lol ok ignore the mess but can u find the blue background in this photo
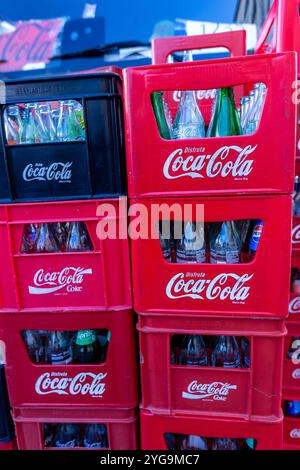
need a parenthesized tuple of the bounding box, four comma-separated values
(0, 0, 238, 42)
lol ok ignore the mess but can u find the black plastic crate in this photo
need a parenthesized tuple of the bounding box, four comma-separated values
(0, 365, 15, 443)
(0, 73, 126, 202)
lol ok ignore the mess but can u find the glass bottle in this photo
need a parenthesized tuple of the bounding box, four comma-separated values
(176, 222, 206, 264)
(210, 221, 241, 264)
(209, 87, 242, 137)
(211, 336, 241, 368)
(34, 223, 59, 253)
(178, 335, 208, 366)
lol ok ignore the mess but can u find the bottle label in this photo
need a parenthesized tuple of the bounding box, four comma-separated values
(249, 222, 264, 252)
(55, 439, 78, 448)
(176, 249, 206, 264)
(173, 124, 204, 139)
(50, 349, 72, 365)
(225, 250, 240, 264)
(75, 330, 96, 346)
(210, 250, 226, 264)
(83, 440, 105, 448)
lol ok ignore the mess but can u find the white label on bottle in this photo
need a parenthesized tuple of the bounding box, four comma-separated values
(176, 249, 206, 264)
(226, 250, 240, 264)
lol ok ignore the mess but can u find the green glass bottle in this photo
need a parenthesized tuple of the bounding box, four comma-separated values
(151, 91, 172, 140)
(208, 87, 242, 137)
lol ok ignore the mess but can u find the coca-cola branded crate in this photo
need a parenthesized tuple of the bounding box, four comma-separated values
(138, 314, 285, 420)
(283, 320, 300, 398)
(0, 365, 15, 447)
(1, 310, 138, 408)
(124, 52, 296, 198)
(130, 195, 291, 319)
(0, 73, 126, 203)
(152, 31, 246, 125)
(140, 410, 283, 450)
(283, 398, 300, 450)
(288, 292, 300, 322)
(0, 198, 131, 311)
(13, 406, 138, 450)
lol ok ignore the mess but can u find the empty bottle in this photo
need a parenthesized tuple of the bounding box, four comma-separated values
(22, 330, 44, 364)
(55, 424, 81, 448)
(34, 223, 59, 253)
(73, 330, 101, 364)
(211, 336, 241, 368)
(52, 222, 68, 252)
(178, 335, 208, 367)
(4, 105, 22, 144)
(83, 424, 108, 448)
(21, 103, 42, 144)
(21, 223, 39, 254)
(180, 435, 208, 451)
(158, 221, 172, 262)
(38, 104, 57, 142)
(176, 222, 206, 264)
(241, 337, 250, 368)
(210, 221, 241, 264)
(66, 222, 93, 252)
(209, 87, 242, 137)
(57, 100, 85, 142)
(45, 331, 73, 365)
(212, 438, 239, 450)
(151, 91, 172, 139)
(173, 51, 205, 139)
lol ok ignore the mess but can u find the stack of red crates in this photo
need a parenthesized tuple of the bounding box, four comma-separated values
(256, 0, 300, 450)
(124, 30, 296, 450)
(0, 72, 139, 450)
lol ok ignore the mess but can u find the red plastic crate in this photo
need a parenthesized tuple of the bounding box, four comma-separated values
(283, 320, 300, 399)
(13, 406, 138, 450)
(140, 410, 283, 450)
(289, 293, 300, 321)
(138, 314, 285, 420)
(124, 52, 296, 198)
(292, 217, 300, 267)
(152, 31, 246, 125)
(0, 198, 131, 311)
(130, 195, 292, 319)
(0, 310, 138, 409)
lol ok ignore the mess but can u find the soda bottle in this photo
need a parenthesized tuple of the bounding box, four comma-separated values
(287, 337, 300, 362)
(180, 435, 208, 451)
(212, 438, 239, 450)
(178, 335, 208, 366)
(4, 105, 22, 144)
(83, 424, 108, 448)
(210, 221, 241, 264)
(151, 92, 172, 140)
(38, 103, 57, 143)
(65, 222, 93, 252)
(21, 103, 44, 144)
(54, 424, 81, 448)
(52, 223, 68, 252)
(211, 336, 241, 368)
(73, 330, 101, 364)
(45, 331, 73, 365)
(241, 337, 250, 368)
(247, 220, 264, 261)
(22, 330, 44, 364)
(176, 222, 206, 264)
(57, 100, 85, 142)
(34, 223, 59, 253)
(285, 401, 300, 417)
(172, 51, 205, 139)
(21, 223, 39, 254)
(43, 424, 55, 447)
(209, 87, 242, 137)
(158, 221, 172, 262)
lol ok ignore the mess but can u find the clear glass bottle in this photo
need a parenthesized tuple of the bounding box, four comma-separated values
(210, 221, 241, 264)
(178, 335, 208, 366)
(45, 331, 73, 365)
(211, 336, 241, 368)
(65, 222, 93, 252)
(57, 100, 85, 142)
(176, 222, 206, 264)
(34, 223, 59, 253)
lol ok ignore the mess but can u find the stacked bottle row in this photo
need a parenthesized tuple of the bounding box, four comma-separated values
(165, 434, 256, 451)
(43, 423, 108, 449)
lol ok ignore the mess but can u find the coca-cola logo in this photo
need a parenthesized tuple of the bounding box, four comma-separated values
(163, 145, 257, 180)
(166, 272, 253, 303)
(290, 429, 300, 439)
(292, 225, 300, 244)
(289, 297, 300, 315)
(22, 162, 73, 183)
(292, 369, 300, 379)
(172, 89, 216, 102)
(35, 371, 107, 397)
(29, 267, 92, 295)
(182, 380, 237, 402)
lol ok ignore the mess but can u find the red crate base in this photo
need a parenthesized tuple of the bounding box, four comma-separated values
(283, 320, 300, 398)
(13, 406, 139, 450)
(138, 314, 285, 420)
(1, 310, 139, 409)
(140, 410, 283, 450)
